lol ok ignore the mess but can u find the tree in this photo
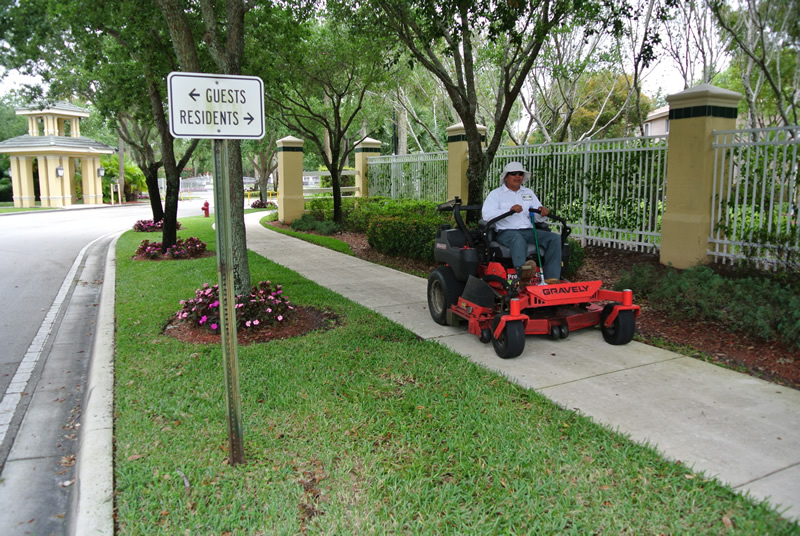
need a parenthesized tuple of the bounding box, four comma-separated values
(117, 112, 167, 220)
(155, 0, 252, 294)
(243, 132, 280, 202)
(710, 0, 799, 127)
(254, 12, 396, 224)
(0, 0, 200, 244)
(339, 0, 642, 206)
(0, 95, 28, 180)
(660, 0, 731, 89)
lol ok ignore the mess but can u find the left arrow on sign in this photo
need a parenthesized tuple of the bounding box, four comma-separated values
(189, 89, 200, 101)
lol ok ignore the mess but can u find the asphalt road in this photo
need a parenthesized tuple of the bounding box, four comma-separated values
(0, 202, 196, 535)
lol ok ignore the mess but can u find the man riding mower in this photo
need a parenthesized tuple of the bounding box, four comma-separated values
(427, 195, 640, 359)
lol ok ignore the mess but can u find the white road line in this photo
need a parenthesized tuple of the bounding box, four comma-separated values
(0, 232, 112, 447)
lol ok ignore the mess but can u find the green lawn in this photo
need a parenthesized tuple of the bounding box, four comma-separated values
(113, 216, 797, 534)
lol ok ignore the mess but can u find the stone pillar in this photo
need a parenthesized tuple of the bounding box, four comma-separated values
(660, 84, 742, 269)
(9, 156, 36, 208)
(276, 136, 304, 224)
(81, 156, 102, 204)
(60, 156, 74, 206)
(44, 116, 57, 136)
(446, 122, 486, 203)
(354, 137, 381, 198)
(45, 155, 64, 207)
(69, 158, 78, 203)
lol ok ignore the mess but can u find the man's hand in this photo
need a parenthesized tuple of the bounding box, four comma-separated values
(511, 204, 522, 213)
(539, 206, 550, 217)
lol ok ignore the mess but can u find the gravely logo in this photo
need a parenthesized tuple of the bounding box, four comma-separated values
(541, 284, 590, 296)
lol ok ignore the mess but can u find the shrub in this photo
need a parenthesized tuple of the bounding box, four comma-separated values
(250, 199, 275, 209)
(367, 213, 446, 262)
(175, 281, 294, 332)
(165, 236, 207, 259)
(562, 237, 585, 277)
(307, 197, 446, 233)
(135, 237, 208, 260)
(133, 219, 182, 232)
(289, 213, 339, 235)
(135, 239, 163, 259)
(616, 264, 800, 349)
(290, 213, 319, 232)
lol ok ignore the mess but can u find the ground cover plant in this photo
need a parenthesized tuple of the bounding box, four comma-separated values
(133, 218, 182, 232)
(176, 280, 293, 332)
(616, 264, 800, 350)
(113, 216, 797, 534)
(135, 236, 208, 260)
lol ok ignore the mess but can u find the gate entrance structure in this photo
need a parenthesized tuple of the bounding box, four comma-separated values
(0, 102, 115, 208)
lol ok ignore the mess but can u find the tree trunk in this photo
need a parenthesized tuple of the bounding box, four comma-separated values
(227, 140, 250, 294)
(143, 163, 164, 222)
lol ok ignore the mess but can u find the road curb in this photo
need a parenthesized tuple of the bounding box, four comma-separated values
(71, 233, 121, 536)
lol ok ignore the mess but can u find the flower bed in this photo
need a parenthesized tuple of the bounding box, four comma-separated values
(133, 219, 182, 232)
(135, 237, 208, 259)
(175, 280, 294, 332)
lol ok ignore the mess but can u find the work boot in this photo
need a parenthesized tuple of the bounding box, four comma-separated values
(545, 278, 560, 285)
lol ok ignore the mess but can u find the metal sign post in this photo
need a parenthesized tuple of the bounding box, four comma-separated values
(167, 71, 265, 466)
(211, 139, 244, 465)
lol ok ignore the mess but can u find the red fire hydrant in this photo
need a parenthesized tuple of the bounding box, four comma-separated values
(202, 201, 210, 217)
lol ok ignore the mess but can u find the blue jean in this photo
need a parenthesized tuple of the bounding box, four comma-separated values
(496, 228, 562, 279)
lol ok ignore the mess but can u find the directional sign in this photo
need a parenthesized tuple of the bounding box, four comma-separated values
(167, 72, 265, 140)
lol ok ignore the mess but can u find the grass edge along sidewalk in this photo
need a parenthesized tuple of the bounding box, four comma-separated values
(113, 216, 796, 534)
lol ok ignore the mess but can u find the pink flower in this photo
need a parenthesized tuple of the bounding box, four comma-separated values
(211, 323, 218, 330)
(277, 315, 283, 321)
(245, 320, 251, 327)
(199, 315, 207, 325)
(253, 319, 260, 326)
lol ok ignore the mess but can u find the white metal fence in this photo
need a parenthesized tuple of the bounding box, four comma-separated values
(368, 136, 668, 252)
(489, 137, 668, 251)
(368, 151, 448, 201)
(709, 126, 800, 269)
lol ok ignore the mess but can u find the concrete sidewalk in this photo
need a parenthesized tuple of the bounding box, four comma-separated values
(245, 211, 800, 523)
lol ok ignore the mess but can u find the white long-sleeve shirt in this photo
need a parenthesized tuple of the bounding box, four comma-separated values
(482, 184, 543, 230)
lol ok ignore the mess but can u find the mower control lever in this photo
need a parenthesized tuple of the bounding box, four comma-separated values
(530, 207, 567, 226)
(486, 210, 517, 228)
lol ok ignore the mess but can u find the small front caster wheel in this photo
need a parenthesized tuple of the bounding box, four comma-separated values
(559, 324, 569, 339)
(550, 325, 560, 340)
(480, 328, 492, 343)
(492, 317, 525, 359)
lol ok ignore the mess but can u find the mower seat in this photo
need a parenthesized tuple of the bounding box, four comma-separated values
(479, 220, 541, 266)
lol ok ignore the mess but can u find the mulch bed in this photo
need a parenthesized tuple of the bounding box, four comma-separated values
(162, 306, 342, 345)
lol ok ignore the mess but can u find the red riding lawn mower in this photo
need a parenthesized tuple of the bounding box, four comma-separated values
(427, 197, 640, 359)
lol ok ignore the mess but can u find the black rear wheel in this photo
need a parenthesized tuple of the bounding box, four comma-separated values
(492, 316, 526, 359)
(600, 303, 635, 345)
(427, 266, 464, 326)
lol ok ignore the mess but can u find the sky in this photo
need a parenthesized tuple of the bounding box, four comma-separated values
(0, 68, 44, 98)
